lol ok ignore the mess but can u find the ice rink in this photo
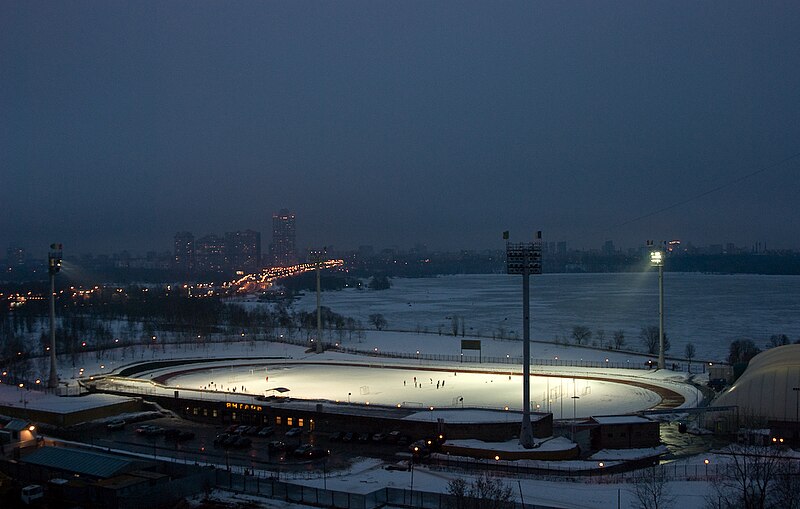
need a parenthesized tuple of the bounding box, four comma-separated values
(161, 362, 662, 418)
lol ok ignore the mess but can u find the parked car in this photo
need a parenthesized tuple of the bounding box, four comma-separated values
(293, 444, 314, 457)
(224, 424, 239, 434)
(164, 428, 181, 440)
(329, 431, 343, 442)
(386, 431, 401, 443)
(268, 440, 287, 452)
(222, 435, 240, 447)
(285, 427, 303, 438)
(342, 432, 354, 443)
(106, 420, 125, 431)
(21, 484, 44, 505)
(176, 431, 195, 441)
(233, 436, 252, 448)
(372, 433, 386, 443)
(305, 446, 330, 459)
(384, 461, 410, 471)
(357, 432, 370, 443)
(213, 433, 230, 446)
(258, 426, 275, 437)
(135, 425, 165, 436)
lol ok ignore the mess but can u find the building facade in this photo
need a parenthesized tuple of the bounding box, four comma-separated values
(271, 209, 297, 266)
(225, 230, 262, 273)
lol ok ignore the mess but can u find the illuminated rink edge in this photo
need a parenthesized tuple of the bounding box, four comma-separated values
(132, 362, 678, 418)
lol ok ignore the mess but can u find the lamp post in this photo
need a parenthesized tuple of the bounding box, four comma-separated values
(793, 387, 799, 425)
(310, 248, 326, 353)
(48, 243, 63, 389)
(505, 230, 542, 449)
(648, 241, 666, 370)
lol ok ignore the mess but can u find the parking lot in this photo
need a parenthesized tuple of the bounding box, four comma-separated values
(89, 415, 412, 473)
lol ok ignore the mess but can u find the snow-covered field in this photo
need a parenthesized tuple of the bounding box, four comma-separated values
(275, 273, 800, 361)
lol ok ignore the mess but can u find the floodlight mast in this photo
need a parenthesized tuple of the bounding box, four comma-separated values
(505, 231, 542, 449)
(48, 243, 63, 389)
(648, 240, 666, 370)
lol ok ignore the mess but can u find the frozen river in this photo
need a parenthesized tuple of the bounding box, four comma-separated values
(165, 362, 662, 419)
(281, 273, 800, 361)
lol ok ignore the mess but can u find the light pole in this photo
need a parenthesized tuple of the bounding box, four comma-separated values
(310, 248, 326, 354)
(648, 241, 666, 370)
(793, 387, 799, 425)
(48, 243, 63, 389)
(505, 230, 542, 449)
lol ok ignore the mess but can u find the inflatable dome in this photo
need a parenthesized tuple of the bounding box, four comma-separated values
(714, 344, 800, 422)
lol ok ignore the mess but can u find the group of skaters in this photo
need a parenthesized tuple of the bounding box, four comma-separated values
(199, 381, 249, 393)
(404, 376, 448, 389)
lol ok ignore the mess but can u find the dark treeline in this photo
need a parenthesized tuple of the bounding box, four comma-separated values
(0, 285, 364, 380)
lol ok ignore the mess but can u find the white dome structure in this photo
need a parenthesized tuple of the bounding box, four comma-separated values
(714, 344, 800, 422)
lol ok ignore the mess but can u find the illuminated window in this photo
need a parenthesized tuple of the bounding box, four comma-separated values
(298, 418, 304, 427)
(213, 410, 218, 417)
(275, 416, 281, 425)
(287, 417, 293, 426)
(203, 408, 208, 416)
(232, 413, 237, 421)
(192, 408, 198, 415)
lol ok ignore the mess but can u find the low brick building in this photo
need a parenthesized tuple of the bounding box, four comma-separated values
(590, 415, 660, 449)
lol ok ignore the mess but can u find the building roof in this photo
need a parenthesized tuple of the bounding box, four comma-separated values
(21, 447, 146, 479)
(714, 344, 800, 422)
(591, 415, 653, 425)
(3, 419, 31, 432)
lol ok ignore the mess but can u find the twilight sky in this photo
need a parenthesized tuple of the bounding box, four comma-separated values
(2, 1, 799, 257)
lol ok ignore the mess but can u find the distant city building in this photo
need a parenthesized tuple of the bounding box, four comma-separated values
(6, 246, 25, 266)
(271, 209, 297, 266)
(195, 234, 226, 273)
(225, 230, 262, 272)
(602, 240, 615, 256)
(556, 241, 567, 257)
(173, 232, 195, 273)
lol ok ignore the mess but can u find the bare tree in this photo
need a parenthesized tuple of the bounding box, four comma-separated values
(571, 325, 592, 346)
(640, 326, 670, 355)
(613, 329, 626, 350)
(595, 329, 606, 348)
(766, 334, 789, 349)
(447, 473, 514, 509)
(633, 464, 675, 509)
(708, 444, 790, 509)
(368, 313, 387, 331)
(451, 316, 459, 336)
(684, 343, 696, 372)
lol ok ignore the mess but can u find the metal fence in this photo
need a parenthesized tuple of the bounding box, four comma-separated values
(214, 469, 563, 509)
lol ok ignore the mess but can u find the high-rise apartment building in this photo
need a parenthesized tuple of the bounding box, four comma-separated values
(226, 230, 262, 272)
(271, 209, 297, 266)
(195, 234, 226, 273)
(173, 232, 194, 273)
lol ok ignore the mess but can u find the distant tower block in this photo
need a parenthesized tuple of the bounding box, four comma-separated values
(272, 209, 297, 266)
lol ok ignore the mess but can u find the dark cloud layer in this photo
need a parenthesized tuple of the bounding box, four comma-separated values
(2, 1, 799, 256)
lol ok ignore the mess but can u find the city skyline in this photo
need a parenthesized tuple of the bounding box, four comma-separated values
(3, 2, 800, 257)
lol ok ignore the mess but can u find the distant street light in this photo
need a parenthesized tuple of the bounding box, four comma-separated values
(648, 240, 666, 370)
(48, 243, 63, 389)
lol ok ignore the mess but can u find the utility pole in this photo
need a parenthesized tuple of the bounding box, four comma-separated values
(47, 243, 63, 390)
(505, 231, 542, 448)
